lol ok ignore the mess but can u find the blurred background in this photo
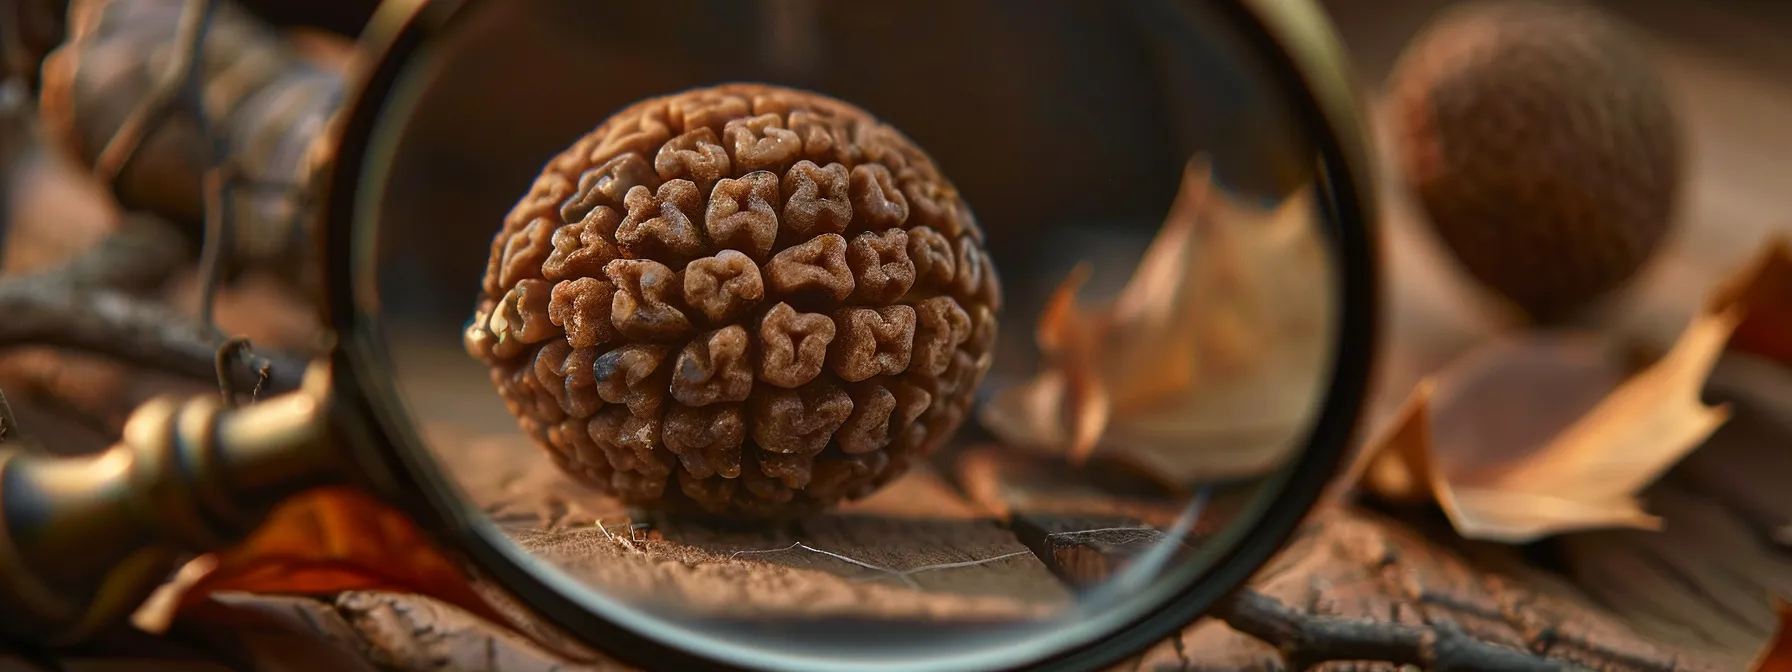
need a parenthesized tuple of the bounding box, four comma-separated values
(6, 0, 1787, 448)
(0, 0, 1788, 669)
(361, 0, 1314, 383)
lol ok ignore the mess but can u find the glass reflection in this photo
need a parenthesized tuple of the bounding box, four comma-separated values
(365, 0, 1337, 660)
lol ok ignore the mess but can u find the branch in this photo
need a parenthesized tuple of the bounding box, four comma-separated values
(0, 214, 307, 394)
(0, 282, 306, 394)
(32, 213, 188, 291)
(26, 0, 333, 397)
(1212, 588, 1573, 672)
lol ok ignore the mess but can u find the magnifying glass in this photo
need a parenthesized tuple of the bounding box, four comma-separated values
(0, 0, 1377, 669)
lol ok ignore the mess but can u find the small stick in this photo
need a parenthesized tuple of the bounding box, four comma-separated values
(0, 281, 306, 394)
(196, 164, 231, 331)
(1211, 588, 1577, 672)
(0, 206, 305, 393)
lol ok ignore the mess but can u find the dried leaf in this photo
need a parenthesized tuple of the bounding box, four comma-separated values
(1359, 239, 1792, 542)
(1753, 599, 1792, 672)
(164, 485, 605, 662)
(172, 487, 511, 629)
(979, 156, 1333, 483)
(1544, 345, 1792, 669)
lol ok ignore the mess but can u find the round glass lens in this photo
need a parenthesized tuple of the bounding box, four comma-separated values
(346, 0, 1356, 668)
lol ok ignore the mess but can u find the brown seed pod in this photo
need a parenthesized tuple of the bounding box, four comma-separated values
(465, 84, 1000, 517)
(1385, 0, 1683, 320)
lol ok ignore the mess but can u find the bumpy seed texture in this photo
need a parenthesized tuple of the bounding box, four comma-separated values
(465, 84, 1001, 517)
(1385, 0, 1683, 321)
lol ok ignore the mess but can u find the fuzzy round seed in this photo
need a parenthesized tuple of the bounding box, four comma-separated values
(1386, 0, 1683, 320)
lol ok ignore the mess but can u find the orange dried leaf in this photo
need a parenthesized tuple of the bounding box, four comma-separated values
(1359, 239, 1792, 543)
(1752, 598, 1792, 672)
(1033, 262, 1109, 465)
(980, 156, 1332, 483)
(174, 486, 509, 627)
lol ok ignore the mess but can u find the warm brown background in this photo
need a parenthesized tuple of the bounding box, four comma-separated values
(0, 0, 1788, 670)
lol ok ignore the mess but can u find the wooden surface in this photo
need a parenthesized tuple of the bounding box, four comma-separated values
(431, 422, 1077, 625)
(1, 0, 1789, 670)
(377, 0, 1792, 667)
(35, 348, 1766, 672)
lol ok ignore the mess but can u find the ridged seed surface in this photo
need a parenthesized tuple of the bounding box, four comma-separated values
(464, 84, 1001, 517)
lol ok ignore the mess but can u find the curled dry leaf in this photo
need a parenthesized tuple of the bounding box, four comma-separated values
(1547, 350, 1792, 668)
(979, 156, 1333, 484)
(166, 487, 515, 637)
(1753, 598, 1792, 672)
(1358, 238, 1792, 543)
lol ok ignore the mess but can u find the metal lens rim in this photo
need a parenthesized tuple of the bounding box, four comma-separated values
(316, 0, 1380, 669)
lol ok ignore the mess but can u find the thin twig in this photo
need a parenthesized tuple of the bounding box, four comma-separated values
(186, 5, 231, 336)
(0, 387, 18, 443)
(1047, 525, 1158, 539)
(196, 165, 231, 330)
(91, 0, 218, 186)
(0, 216, 305, 393)
(93, 0, 284, 402)
(0, 76, 26, 263)
(1211, 588, 1577, 671)
(172, 0, 286, 402)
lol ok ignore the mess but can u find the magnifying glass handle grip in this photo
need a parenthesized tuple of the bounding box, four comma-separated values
(0, 360, 344, 645)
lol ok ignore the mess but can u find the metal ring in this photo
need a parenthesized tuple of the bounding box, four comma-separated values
(316, 0, 1380, 669)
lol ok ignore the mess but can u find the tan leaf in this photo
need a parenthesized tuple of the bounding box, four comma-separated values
(1548, 344, 1792, 668)
(1753, 598, 1792, 672)
(1360, 239, 1792, 542)
(979, 156, 1332, 483)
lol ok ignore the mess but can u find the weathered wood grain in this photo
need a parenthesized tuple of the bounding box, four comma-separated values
(333, 590, 623, 672)
(427, 422, 1074, 624)
(225, 501, 1732, 672)
(0, 0, 1786, 670)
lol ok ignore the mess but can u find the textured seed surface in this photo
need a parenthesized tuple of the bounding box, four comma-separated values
(466, 84, 1000, 517)
(1386, 0, 1683, 320)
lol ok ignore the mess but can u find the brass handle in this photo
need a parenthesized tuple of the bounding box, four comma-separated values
(0, 360, 344, 644)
